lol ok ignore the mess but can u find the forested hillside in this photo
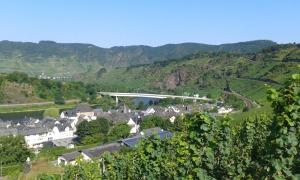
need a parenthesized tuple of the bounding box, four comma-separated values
(0, 72, 93, 104)
(0, 40, 275, 76)
(95, 44, 300, 104)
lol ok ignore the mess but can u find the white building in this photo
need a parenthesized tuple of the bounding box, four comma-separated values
(218, 107, 233, 114)
(24, 125, 76, 148)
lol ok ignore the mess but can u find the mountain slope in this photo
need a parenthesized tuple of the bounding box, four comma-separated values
(0, 40, 276, 76)
(94, 44, 300, 104)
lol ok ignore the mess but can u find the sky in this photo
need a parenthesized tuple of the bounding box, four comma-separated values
(0, 0, 299, 47)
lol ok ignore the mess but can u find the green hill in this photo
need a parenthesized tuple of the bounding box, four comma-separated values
(93, 44, 300, 105)
(0, 40, 276, 76)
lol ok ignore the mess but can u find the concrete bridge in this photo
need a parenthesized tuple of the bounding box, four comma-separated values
(98, 92, 211, 105)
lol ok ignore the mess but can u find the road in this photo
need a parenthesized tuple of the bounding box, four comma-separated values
(98, 92, 211, 100)
(223, 90, 259, 108)
(0, 99, 80, 107)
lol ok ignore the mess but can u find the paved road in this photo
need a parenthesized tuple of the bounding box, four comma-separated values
(98, 92, 211, 100)
(0, 99, 80, 107)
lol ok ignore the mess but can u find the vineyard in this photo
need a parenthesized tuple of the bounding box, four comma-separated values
(59, 73, 300, 179)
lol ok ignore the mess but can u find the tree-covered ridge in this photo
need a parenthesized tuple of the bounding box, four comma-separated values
(0, 40, 276, 76)
(95, 44, 300, 104)
(63, 73, 299, 179)
(0, 72, 96, 104)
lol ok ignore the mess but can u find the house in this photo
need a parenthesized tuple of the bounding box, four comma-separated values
(81, 143, 121, 160)
(142, 107, 156, 116)
(117, 103, 131, 113)
(57, 142, 121, 166)
(57, 128, 173, 166)
(60, 103, 96, 121)
(0, 118, 77, 149)
(218, 107, 233, 114)
(74, 103, 94, 117)
(127, 116, 142, 134)
(57, 151, 81, 165)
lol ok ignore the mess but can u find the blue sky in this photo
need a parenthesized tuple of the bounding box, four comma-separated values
(0, 0, 299, 47)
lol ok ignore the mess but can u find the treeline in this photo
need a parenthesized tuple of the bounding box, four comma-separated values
(60, 73, 299, 179)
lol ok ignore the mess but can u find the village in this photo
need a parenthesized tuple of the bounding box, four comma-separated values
(0, 98, 234, 166)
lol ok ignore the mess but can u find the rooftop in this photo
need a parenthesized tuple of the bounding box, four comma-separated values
(121, 128, 173, 148)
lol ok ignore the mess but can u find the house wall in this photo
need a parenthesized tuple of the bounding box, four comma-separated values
(57, 157, 76, 166)
(77, 112, 94, 118)
(25, 126, 75, 148)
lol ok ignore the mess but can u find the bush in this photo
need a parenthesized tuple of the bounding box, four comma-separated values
(80, 134, 106, 145)
(140, 116, 172, 130)
(108, 123, 130, 141)
(54, 90, 65, 105)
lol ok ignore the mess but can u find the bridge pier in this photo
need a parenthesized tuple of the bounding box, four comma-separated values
(115, 96, 119, 106)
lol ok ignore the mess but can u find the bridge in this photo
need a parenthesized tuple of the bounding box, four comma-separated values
(98, 92, 211, 105)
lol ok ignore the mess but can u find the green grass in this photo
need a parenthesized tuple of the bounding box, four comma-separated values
(229, 104, 273, 125)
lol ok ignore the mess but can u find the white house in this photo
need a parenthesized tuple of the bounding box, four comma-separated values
(218, 107, 233, 114)
(127, 118, 136, 126)
(20, 118, 77, 149)
(142, 107, 156, 116)
(129, 124, 140, 134)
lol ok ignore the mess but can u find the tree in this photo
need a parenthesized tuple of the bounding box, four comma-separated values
(140, 116, 172, 130)
(54, 90, 65, 105)
(108, 123, 130, 141)
(76, 118, 111, 144)
(6, 72, 29, 83)
(0, 136, 33, 166)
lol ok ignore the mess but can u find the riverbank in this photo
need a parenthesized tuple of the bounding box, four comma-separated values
(0, 100, 80, 113)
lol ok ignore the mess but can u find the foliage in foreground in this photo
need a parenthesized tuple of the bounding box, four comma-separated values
(0, 136, 33, 176)
(62, 74, 299, 179)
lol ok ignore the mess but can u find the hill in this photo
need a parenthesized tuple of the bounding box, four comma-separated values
(94, 44, 300, 105)
(0, 40, 276, 76)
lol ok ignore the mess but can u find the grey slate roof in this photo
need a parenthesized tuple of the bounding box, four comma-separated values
(74, 103, 93, 113)
(0, 117, 74, 137)
(60, 151, 81, 162)
(17, 126, 49, 136)
(59, 142, 121, 162)
(82, 142, 121, 159)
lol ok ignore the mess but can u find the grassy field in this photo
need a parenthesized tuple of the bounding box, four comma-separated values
(20, 160, 64, 180)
